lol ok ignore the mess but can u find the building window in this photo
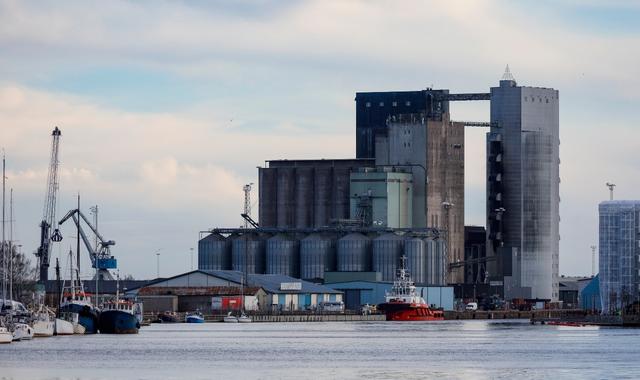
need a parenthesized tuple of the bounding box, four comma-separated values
(405, 101, 411, 106)
(392, 101, 397, 107)
(524, 96, 528, 101)
(379, 102, 384, 107)
(365, 102, 371, 108)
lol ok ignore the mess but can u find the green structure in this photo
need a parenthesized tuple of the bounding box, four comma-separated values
(349, 167, 413, 228)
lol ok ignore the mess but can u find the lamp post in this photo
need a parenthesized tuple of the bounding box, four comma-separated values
(155, 249, 162, 278)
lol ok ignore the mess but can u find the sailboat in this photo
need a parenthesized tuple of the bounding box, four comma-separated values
(223, 271, 252, 323)
(33, 305, 55, 337)
(0, 317, 11, 343)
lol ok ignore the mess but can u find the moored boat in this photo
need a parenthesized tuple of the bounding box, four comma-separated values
(237, 312, 252, 323)
(55, 318, 74, 335)
(157, 311, 179, 323)
(0, 325, 12, 344)
(377, 256, 444, 322)
(12, 323, 34, 341)
(223, 312, 238, 323)
(59, 249, 100, 334)
(98, 299, 140, 334)
(185, 312, 205, 323)
(33, 305, 55, 337)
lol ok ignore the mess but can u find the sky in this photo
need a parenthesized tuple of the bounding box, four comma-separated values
(0, 0, 639, 280)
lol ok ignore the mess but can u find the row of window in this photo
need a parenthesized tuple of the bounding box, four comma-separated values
(364, 100, 412, 108)
(524, 96, 551, 104)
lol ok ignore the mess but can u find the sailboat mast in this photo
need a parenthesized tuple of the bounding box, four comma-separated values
(76, 194, 81, 276)
(9, 188, 13, 301)
(55, 258, 61, 318)
(2, 154, 5, 303)
(70, 248, 75, 299)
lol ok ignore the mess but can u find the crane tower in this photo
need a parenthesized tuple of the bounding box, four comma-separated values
(36, 127, 62, 282)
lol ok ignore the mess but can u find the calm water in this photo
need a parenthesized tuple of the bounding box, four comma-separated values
(1, 320, 639, 379)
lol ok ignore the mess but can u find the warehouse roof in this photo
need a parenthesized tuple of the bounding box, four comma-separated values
(131, 270, 341, 295)
(137, 286, 263, 296)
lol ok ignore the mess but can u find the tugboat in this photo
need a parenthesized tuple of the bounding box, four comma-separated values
(59, 249, 100, 334)
(98, 273, 139, 334)
(377, 256, 444, 321)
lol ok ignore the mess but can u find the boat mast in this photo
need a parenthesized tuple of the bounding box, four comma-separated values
(1, 153, 5, 303)
(76, 194, 81, 282)
(9, 188, 13, 302)
(55, 258, 61, 318)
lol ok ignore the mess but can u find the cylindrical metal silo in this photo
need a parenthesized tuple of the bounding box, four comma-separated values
(299, 233, 336, 280)
(332, 167, 350, 220)
(434, 238, 447, 286)
(197, 233, 231, 270)
(266, 234, 300, 278)
(232, 233, 266, 274)
(295, 167, 314, 228)
(372, 233, 404, 281)
(337, 233, 371, 272)
(314, 167, 332, 227)
(276, 167, 295, 228)
(404, 237, 427, 284)
(259, 168, 277, 227)
(425, 238, 446, 285)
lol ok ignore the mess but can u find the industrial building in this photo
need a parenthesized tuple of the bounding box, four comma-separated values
(208, 68, 561, 303)
(464, 226, 488, 284)
(486, 70, 560, 301)
(598, 201, 640, 314)
(127, 270, 343, 313)
(258, 159, 374, 228)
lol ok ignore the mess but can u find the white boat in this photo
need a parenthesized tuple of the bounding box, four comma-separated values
(223, 312, 238, 323)
(237, 312, 252, 323)
(0, 321, 12, 344)
(12, 323, 34, 341)
(33, 306, 55, 337)
(55, 318, 74, 335)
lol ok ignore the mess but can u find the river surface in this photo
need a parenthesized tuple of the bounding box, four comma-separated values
(1, 320, 639, 379)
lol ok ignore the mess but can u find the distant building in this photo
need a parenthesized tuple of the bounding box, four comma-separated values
(599, 201, 640, 314)
(580, 275, 601, 312)
(486, 71, 560, 301)
(375, 112, 465, 283)
(464, 226, 487, 284)
(258, 159, 374, 228)
(128, 270, 343, 313)
(349, 167, 413, 228)
(355, 90, 450, 159)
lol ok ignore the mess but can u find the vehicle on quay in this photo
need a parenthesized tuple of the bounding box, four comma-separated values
(318, 301, 345, 313)
(465, 302, 478, 311)
(377, 256, 444, 322)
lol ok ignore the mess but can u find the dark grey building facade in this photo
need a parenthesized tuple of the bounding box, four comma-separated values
(486, 74, 560, 300)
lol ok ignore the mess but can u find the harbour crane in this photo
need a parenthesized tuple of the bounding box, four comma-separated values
(58, 207, 117, 280)
(35, 127, 63, 282)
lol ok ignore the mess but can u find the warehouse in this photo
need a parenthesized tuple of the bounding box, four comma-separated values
(128, 270, 342, 313)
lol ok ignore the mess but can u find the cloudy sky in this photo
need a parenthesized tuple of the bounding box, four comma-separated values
(1, 0, 639, 280)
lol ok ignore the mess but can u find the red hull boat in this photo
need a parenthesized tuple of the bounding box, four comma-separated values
(377, 256, 444, 322)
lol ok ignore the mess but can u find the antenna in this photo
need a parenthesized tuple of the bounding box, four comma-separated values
(243, 183, 254, 228)
(502, 65, 515, 82)
(605, 182, 616, 201)
(590, 245, 597, 277)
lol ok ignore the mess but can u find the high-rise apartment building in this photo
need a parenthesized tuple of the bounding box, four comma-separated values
(486, 71, 560, 300)
(599, 200, 640, 314)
